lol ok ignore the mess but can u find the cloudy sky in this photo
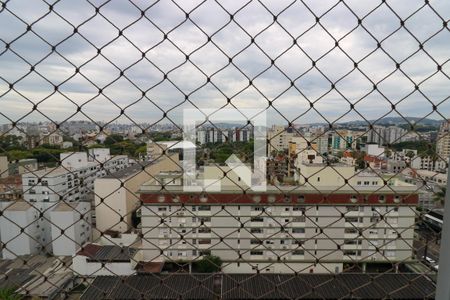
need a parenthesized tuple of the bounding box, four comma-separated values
(0, 0, 449, 127)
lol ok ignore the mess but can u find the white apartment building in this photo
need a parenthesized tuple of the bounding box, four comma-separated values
(50, 201, 91, 256)
(436, 119, 450, 158)
(267, 125, 295, 155)
(0, 201, 92, 258)
(139, 165, 418, 274)
(88, 148, 112, 163)
(367, 126, 406, 146)
(94, 154, 180, 233)
(22, 150, 128, 203)
(0, 202, 43, 259)
(315, 135, 329, 155)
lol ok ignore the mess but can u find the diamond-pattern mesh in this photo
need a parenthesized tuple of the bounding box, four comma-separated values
(0, 0, 448, 299)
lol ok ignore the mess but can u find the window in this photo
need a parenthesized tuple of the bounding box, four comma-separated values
(292, 228, 305, 234)
(344, 250, 361, 256)
(198, 228, 211, 233)
(292, 250, 304, 255)
(250, 228, 263, 234)
(250, 239, 260, 245)
(370, 213, 380, 222)
(292, 216, 305, 222)
(344, 239, 360, 245)
(250, 250, 263, 255)
(198, 205, 210, 211)
(345, 217, 361, 223)
(346, 206, 358, 211)
(251, 217, 264, 222)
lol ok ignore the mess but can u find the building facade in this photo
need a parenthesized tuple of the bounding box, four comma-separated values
(267, 126, 295, 155)
(436, 119, 450, 159)
(139, 166, 418, 274)
(22, 150, 128, 203)
(94, 154, 180, 233)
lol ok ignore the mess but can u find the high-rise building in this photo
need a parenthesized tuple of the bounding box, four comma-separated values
(267, 125, 295, 155)
(436, 120, 450, 159)
(367, 126, 406, 146)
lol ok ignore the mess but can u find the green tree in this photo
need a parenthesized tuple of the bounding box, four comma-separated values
(405, 150, 415, 159)
(104, 134, 124, 145)
(6, 150, 32, 161)
(31, 148, 64, 163)
(433, 186, 447, 205)
(194, 255, 222, 273)
(0, 288, 23, 300)
(0, 135, 25, 151)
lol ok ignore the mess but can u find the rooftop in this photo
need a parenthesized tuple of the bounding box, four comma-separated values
(81, 273, 435, 300)
(4, 201, 32, 211)
(158, 140, 196, 150)
(139, 182, 418, 194)
(102, 162, 151, 179)
(52, 201, 88, 212)
(77, 244, 138, 262)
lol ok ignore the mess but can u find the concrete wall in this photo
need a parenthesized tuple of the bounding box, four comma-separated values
(72, 255, 136, 276)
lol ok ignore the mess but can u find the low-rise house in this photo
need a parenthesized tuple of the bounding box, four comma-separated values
(72, 244, 141, 276)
